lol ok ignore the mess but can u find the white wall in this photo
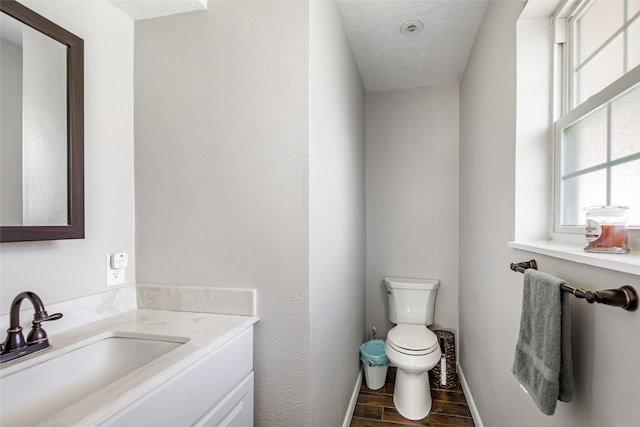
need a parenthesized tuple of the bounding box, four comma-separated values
(309, 1, 366, 425)
(459, 2, 640, 426)
(134, 2, 312, 425)
(365, 86, 459, 339)
(0, 0, 135, 311)
(515, 16, 552, 242)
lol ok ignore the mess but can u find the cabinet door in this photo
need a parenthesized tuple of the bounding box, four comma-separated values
(196, 372, 253, 427)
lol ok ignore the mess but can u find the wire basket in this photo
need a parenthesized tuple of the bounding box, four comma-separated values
(430, 329, 458, 389)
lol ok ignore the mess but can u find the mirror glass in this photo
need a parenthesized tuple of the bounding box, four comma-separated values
(0, 0, 84, 242)
(1, 12, 68, 226)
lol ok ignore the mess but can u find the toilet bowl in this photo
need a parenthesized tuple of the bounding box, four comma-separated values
(384, 277, 440, 420)
(385, 325, 441, 420)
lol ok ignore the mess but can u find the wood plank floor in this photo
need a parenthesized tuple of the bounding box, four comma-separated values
(350, 367, 475, 427)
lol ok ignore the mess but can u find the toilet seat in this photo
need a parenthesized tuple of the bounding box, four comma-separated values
(387, 325, 438, 356)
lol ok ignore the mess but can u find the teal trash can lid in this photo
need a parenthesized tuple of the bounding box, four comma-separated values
(360, 339, 389, 365)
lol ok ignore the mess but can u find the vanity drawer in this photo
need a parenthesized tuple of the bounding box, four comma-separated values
(195, 372, 253, 427)
(101, 327, 253, 427)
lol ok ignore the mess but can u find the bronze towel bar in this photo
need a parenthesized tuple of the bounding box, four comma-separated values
(510, 259, 638, 312)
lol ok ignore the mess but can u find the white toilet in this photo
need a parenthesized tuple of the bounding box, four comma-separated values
(384, 277, 441, 420)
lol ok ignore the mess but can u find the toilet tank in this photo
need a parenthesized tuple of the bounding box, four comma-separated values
(385, 277, 439, 325)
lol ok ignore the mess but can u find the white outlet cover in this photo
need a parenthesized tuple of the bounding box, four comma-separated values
(106, 255, 126, 286)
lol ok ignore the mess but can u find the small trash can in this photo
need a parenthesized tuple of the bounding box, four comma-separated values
(360, 339, 389, 390)
(430, 330, 458, 389)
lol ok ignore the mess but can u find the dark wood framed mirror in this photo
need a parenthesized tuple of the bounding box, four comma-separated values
(0, 0, 84, 242)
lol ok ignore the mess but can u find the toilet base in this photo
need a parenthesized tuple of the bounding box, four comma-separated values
(393, 369, 432, 420)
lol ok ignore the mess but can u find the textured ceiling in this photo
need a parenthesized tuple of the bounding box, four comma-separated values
(337, 0, 488, 92)
(108, 0, 486, 91)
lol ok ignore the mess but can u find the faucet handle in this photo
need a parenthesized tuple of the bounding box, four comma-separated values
(26, 312, 62, 345)
(43, 312, 62, 322)
(28, 312, 62, 343)
(33, 311, 63, 323)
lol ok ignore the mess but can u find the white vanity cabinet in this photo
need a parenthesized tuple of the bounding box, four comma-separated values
(100, 327, 254, 427)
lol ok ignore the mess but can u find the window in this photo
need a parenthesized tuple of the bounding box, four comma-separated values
(554, 0, 640, 233)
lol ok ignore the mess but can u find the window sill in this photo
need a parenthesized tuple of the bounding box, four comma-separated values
(508, 240, 640, 276)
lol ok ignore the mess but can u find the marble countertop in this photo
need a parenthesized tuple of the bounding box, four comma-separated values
(0, 309, 258, 427)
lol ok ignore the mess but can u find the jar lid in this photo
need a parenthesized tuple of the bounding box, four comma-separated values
(584, 206, 629, 215)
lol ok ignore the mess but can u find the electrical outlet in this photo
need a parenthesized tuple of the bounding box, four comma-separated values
(106, 255, 126, 286)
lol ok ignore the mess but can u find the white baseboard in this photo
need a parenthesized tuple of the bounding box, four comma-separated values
(458, 363, 484, 427)
(342, 367, 363, 427)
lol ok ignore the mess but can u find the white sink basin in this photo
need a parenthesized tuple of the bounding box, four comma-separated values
(0, 333, 186, 426)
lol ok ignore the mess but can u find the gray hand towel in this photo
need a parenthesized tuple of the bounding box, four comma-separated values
(512, 269, 574, 415)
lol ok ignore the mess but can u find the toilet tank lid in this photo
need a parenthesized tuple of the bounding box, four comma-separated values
(384, 277, 440, 290)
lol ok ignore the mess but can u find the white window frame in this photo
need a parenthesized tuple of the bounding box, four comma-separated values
(551, 0, 640, 238)
(511, 0, 640, 276)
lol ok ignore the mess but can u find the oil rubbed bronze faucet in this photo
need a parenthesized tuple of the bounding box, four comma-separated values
(0, 292, 62, 364)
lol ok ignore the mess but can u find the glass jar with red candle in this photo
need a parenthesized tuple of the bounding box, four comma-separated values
(584, 206, 630, 253)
